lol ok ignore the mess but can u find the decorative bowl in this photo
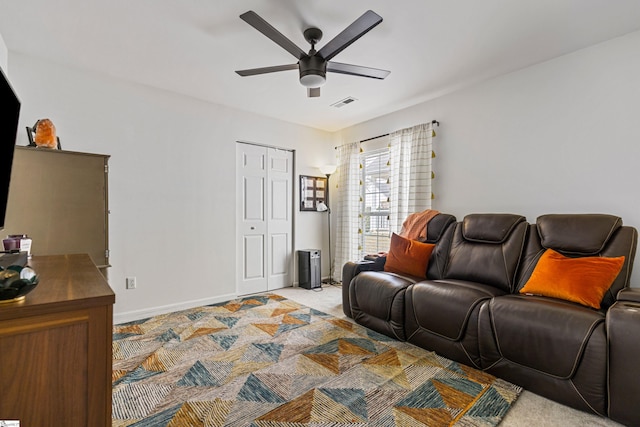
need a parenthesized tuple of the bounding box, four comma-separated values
(0, 265, 39, 303)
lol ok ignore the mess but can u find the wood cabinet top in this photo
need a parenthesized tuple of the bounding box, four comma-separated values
(0, 254, 115, 321)
(16, 145, 111, 159)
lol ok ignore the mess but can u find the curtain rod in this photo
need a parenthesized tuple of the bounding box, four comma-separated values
(335, 120, 439, 149)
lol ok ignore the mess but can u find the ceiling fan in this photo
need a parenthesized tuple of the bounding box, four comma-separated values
(235, 10, 390, 98)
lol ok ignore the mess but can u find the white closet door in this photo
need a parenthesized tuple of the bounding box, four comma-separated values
(236, 143, 292, 295)
(267, 148, 292, 290)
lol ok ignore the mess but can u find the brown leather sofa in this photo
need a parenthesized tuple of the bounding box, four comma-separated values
(342, 213, 638, 426)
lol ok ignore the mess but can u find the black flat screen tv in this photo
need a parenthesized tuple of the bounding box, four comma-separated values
(0, 66, 20, 230)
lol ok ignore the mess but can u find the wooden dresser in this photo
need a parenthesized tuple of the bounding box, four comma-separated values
(0, 254, 115, 426)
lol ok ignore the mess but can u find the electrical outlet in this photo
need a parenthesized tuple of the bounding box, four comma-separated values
(126, 277, 137, 289)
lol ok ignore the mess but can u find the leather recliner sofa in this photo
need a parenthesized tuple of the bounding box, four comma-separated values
(342, 213, 638, 426)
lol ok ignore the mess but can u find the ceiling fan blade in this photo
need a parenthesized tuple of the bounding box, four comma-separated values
(307, 87, 321, 98)
(240, 11, 307, 60)
(236, 64, 299, 77)
(317, 10, 382, 62)
(327, 62, 390, 79)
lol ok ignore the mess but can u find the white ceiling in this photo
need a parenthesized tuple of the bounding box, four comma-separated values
(2, 0, 640, 132)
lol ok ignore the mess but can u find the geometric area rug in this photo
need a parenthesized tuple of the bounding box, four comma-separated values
(112, 294, 522, 427)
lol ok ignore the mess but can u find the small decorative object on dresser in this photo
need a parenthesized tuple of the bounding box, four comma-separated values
(26, 118, 61, 149)
(0, 264, 38, 303)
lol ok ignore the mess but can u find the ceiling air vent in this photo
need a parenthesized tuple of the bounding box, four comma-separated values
(330, 97, 358, 108)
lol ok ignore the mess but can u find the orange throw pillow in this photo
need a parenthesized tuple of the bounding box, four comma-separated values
(520, 249, 625, 309)
(384, 233, 435, 278)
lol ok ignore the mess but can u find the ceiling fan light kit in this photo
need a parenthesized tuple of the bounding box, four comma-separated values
(236, 10, 390, 97)
(299, 55, 326, 88)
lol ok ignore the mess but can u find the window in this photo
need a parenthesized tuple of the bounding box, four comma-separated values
(361, 148, 391, 255)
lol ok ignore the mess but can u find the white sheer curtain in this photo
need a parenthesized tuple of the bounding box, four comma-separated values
(389, 122, 434, 234)
(334, 142, 361, 278)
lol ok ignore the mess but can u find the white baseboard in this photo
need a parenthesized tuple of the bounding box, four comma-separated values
(114, 292, 237, 325)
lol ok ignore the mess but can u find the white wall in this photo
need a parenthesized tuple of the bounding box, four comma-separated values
(338, 30, 640, 286)
(5, 52, 337, 322)
(0, 34, 7, 72)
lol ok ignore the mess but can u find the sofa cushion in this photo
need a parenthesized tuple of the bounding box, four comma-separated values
(519, 249, 625, 309)
(479, 294, 608, 416)
(384, 233, 434, 278)
(445, 214, 528, 293)
(406, 279, 505, 341)
(515, 216, 638, 310)
(425, 213, 456, 244)
(537, 214, 622, 255)
(426, 215, 456, 280)
(485, 295, 605, 379)
(462, 213, 526, 243)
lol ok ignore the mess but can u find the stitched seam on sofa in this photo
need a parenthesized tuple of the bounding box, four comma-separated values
(444, 240, 462, 278)
(605, 309, 612, 418)
(432, 248, 446, 279)
(427, 214, 445, 243)
(620, 229, 638, 292)
(405, 285, 420, 342)
(353, 279, 407, 341)
(541, 217, 622, 256)
(515, 249, 545, 292)
(574, 220, 631, 302)
(388, 319, 405, 341)
(385, 287, 405, 324)
(483, 360, 502, 371)
(567, 318, 604, 379)
(441, 222, 464, 277)
(414, 297, 490, 342)
(433, 225, 455, 278)
(386, 272, 419, 283)
(350, 281, 364, 318)
(492, 314, 604, 380)
(460, 342, 483, 370)
(485, 354, 604, 416)
(598, 218, 624, 254)
(403, 285, 458, 342)
(462, 216, 525, 244)
(489, 351, 583, 381)
(508, 226, 529, 293)
(352, 307, 403, 341)
(385, 288, 397, 322)
(432, 255, 441, 279)
(484, 298, 504, 371)
(500, 244, 510, 292)
(569, 378, 606, 417)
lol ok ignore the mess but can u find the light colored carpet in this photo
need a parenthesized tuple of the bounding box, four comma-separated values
(271, 284, 624, 427)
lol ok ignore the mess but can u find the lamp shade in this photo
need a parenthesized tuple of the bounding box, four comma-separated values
(319, 165, 337, 175)
(316, 201, 328, 212)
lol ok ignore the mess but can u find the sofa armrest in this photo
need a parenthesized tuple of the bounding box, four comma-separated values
(342, 259, 385, 318)
(616, 287, 640, 303)
(606, 296, 640, 426)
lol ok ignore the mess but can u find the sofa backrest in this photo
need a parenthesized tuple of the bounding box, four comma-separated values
(424, 213, 457, 279)
(442, 213, 528, 292)
(515, 214, 638, 309)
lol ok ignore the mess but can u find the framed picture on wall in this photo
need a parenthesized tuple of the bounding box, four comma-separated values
(300, 175, 327, 211)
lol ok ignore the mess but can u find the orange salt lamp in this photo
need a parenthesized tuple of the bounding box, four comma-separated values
(34, 119, 57, 149)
